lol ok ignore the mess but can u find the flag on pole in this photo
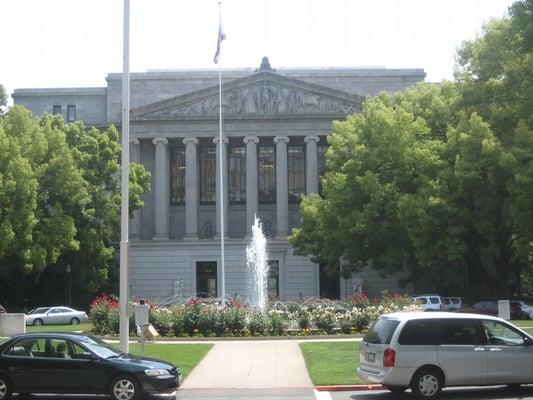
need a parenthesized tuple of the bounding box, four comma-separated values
(214, 5, 226, 64)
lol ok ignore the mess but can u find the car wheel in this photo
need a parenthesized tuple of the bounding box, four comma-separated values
(385, 385, 407, 394)
(70, 317, 80, 325)
(0, 375, 13, 400)
(411, 368, 443, 400)
(32, 319, 43, 326)
(507, 384, 522, 392)
(110, 375, 140, 400)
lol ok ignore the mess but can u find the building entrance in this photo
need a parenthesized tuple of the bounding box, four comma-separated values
(196, 262, 217, 298)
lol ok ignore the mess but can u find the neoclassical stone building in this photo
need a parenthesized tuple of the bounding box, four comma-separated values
(13, 59, 425, 301)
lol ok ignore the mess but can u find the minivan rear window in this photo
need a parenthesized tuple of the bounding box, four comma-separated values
(364, 318, 400, 344)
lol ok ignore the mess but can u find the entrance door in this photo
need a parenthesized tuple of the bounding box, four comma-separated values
(196, 262, 217, 298)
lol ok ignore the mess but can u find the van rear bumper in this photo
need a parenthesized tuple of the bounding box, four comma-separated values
(357, 366, 416, 386)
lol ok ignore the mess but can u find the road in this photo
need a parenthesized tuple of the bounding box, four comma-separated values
(13, 385, 533, 400)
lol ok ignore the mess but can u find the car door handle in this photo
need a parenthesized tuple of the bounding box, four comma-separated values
(474, 347, 486, 351)
(489, 347, 502, 352)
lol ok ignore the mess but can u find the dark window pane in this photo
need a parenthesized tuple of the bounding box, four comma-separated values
(364, 318, 400, 345)
(288, 145, 305, 203)
(229, 146, 246, 204)
(170, 145, 186, 204)
(67, 105, 76, 122)
(268, 260, 279, 299)
(52, 105, 62, 115)
(319, 264, 339, 299)
(441, 319, 482, 345)
(398, 319, 441, 345)
(317, 145, 328, 195)
(200, 146, 216, 204)
(258, 145, 276, 203)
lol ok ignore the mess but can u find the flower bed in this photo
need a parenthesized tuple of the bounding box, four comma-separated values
(89, 293, 420, 337)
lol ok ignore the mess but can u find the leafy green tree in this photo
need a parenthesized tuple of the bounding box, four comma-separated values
(0, 106, 150, 306)
(0, 84, 6, 115)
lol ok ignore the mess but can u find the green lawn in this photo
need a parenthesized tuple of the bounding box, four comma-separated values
(121, 343, 213, 380)
(26, 322, 92, 334)
(300, 341, 364, 385)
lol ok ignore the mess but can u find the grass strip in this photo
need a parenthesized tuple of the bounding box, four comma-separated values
(26, 322, 92, 333)
(125, 343, 212, 380)
(300, 341, 364, 385)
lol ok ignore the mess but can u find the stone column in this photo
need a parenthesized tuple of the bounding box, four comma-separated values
(129, 138, 141, 239)
(244, 136, 259, 235)
(274, 136, 289, 239)
(305, 136, 320, 194)
(183, 137, 199, 239)
(213, 137, 229, 237)
(153, 137, 169, 240)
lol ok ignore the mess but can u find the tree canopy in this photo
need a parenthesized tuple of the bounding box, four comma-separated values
(0, 106, 150, 306)
(290, 0, 533, 297)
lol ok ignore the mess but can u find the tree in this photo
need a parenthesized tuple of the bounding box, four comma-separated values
(0, 84, 6, 115)
(0, 106, 150, 307)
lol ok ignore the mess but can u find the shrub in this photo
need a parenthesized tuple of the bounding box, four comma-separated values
(89, 294, 119, 335)
(247, 309, 266, 336)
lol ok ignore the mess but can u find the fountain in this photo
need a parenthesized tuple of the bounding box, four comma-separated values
(246, 215, 269, 313)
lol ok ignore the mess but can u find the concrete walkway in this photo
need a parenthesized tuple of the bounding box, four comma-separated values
(181, 340, 314, 389)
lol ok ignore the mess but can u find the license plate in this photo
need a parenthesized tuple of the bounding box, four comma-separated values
(365, 352, 375, 362)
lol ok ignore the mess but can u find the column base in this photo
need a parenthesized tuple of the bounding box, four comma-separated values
(152, 235, 169, 241)
(183, 235, 199, 241)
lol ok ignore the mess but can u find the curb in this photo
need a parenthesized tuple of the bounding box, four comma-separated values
(315, 384, 383, 392)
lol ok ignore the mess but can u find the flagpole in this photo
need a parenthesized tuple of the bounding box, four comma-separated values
(119, 0, 130, 353)
(218, 1, 226, 305)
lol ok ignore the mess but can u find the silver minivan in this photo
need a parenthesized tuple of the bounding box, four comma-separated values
(357, 312, 533, 399)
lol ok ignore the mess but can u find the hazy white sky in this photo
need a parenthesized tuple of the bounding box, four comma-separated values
(1, 0, 515, 103)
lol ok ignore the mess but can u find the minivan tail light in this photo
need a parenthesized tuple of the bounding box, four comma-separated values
(383, 348, 395, 367)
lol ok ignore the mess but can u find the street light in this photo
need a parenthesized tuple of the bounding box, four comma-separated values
(65, 265, 72, 307)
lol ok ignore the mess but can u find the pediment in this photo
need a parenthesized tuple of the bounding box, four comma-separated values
(131, 71, 363, 121)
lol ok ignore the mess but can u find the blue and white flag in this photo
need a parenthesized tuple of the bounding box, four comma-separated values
(214, 7, 226, 64)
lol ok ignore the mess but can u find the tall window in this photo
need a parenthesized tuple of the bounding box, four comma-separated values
(52, 105, 62, 115)
(229, 146, 246, 204)
(258, 145, 276, 203)
(200, 145, 216, 204)
(317, 145, 328, 194)
(170, 145, 186, 204)
(288, 145, 305, 202)
(67, 105, 76, 122)
(268, 260, 279, 299)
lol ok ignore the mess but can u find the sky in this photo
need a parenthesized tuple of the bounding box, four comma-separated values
(1, 0, 516, 105)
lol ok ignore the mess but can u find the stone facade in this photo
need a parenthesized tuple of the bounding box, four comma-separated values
(13, 60, 425, 302)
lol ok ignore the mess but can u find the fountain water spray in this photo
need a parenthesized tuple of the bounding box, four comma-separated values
(246, 215, 269, 313)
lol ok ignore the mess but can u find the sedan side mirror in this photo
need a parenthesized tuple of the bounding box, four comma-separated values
(523, 337, 533, 346)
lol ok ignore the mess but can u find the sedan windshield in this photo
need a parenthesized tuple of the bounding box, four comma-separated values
(28, 307, 50, 314)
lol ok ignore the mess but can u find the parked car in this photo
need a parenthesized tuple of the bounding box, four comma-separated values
(412, 295, 444, 311)
(461, 300, 522, 319)
(0, 305, 6, 315)
(514, 301, 533, 319)
(442, 297, 462, 311)
(25, 306, 88, 326)
(0, 333, 180, 400)
(358, 312, 533, 399)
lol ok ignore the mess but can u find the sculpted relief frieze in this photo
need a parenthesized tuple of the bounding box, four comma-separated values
(146, 83, 359, 118)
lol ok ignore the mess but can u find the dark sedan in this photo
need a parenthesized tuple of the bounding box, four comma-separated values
(0, 333, 180, 400)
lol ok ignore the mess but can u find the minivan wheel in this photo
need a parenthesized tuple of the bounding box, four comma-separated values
(0, 375, 13, 400)
(385, 385, 407, 394)
(110, 375, 140, 400)
(411, 368, 443, 400)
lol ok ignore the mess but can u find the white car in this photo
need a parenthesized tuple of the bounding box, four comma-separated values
(443, 297, 462, 311)
(515, 301, 533, 319)
(412, 295, 444, 311)
(25, 306, 88, 326)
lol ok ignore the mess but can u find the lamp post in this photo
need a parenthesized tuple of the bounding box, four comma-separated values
(65, 265, 72, 307)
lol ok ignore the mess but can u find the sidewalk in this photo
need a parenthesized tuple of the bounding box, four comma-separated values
(181, 340, 314, 389)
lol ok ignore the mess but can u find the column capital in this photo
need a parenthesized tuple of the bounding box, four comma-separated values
(274, 136, 289, 144)
(130, 138, 140, 145)
(152, 137, 169, 146)
(213, 137, 229, 144)
(304, 136, 320, 144)
(183, 137, 199, 146)
(243, 136, 259, 144)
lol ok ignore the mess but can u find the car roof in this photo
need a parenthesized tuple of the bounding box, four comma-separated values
(380, 311, 506, 322)
(8, 332, 93, 341)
